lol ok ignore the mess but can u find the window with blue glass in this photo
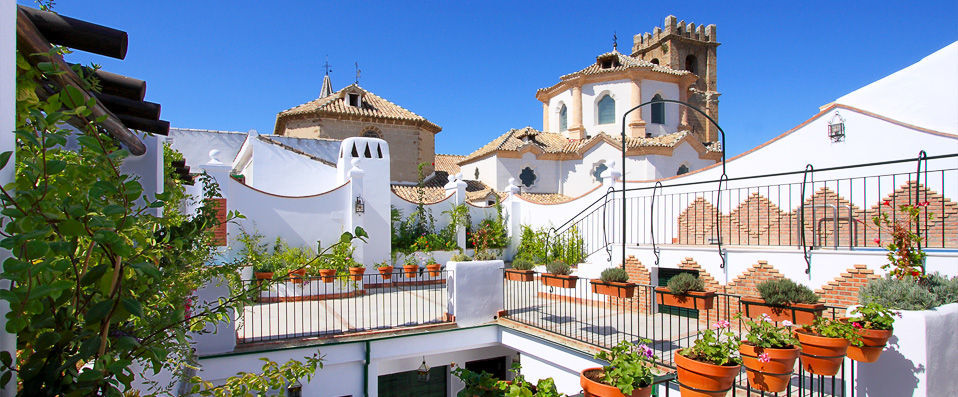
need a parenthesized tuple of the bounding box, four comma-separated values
(559, 104, 567, 131)
(597, 95, 615, 125)
(519, 167, 537, 187)
(651, 94, 665, 124)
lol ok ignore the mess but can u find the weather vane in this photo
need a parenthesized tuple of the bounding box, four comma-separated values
(613, 31, 618, 51)
(323, 56, 332, 75)
(355, 62, 361, 84)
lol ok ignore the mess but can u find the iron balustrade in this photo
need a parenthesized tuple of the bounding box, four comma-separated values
(237, 271, 450, 343)
(502, 273, 859, 396)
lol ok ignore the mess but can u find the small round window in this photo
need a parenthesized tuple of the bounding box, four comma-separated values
(519, 167, 537, 187)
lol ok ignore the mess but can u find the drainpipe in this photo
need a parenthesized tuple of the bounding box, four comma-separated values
(364, 340, 371, 397)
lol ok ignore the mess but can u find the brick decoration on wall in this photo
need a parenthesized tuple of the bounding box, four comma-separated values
(725, 261, 785, 298)
(675, 182, 957, 248)
(815, 264, 880, 307)
(615, 256, 652, 311)
(212, 198, 228, 246)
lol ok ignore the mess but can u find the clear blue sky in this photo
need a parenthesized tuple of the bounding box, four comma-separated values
(35, 0, 958, 157)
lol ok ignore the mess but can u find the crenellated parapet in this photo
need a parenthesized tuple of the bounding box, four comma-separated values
(632, 15, 717, 56)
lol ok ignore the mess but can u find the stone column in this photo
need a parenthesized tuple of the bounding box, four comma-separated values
(541, 102, 550, 133)
(569, 83, 585, 139)
(627, 77, 646, 138)
(444, 173, 468, 250)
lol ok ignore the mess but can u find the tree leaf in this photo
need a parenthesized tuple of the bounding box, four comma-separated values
(121, 298, 143, 318)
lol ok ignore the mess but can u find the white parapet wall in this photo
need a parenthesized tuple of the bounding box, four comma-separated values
(446, 260, 505, 326)
(853, 303, 958, 396)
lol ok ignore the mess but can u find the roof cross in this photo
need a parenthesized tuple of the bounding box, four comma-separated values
(613, 31, 618, 51)
(355, 62, 361, 84)
(323, 56, 332, 75)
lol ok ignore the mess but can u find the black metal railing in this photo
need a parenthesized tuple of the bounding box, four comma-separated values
(237, 270, 450, 343)
(502, 274, 856, 396)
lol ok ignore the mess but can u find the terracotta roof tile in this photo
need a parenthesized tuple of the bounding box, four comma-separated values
(275, 84, 441, 133)
(434, 154, 464, 175)
(537, 50, 691, 95)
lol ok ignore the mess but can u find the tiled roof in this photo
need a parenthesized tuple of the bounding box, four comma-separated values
(460, 127, 712, 164)
(275, 84, 441, 133)
(434, 154, 464, 175)
(537, 50, 691, 95)
(516, 192, 573, 204)
(391, 178, 491, 204)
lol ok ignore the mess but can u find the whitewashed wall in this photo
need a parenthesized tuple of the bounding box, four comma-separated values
(241, 137, 339, 196)
(640, 79, 680, 136)
(546, 89, 573, 135)
(581, 79, 630, 136)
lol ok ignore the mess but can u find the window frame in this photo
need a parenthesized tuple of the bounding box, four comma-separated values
(650, 94, 665, 125)
(597, 94, 615, 125)
(518, 166, 537, 188)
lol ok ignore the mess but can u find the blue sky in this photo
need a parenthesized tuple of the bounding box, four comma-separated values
(38, 1, 958, 157)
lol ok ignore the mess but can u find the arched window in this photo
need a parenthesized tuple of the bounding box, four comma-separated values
(650, 58, 660, 65)
(650, 94, 665, 125)
(677, 164, 690, 175)
(592, 162, 608, 182)
(559, 104, 568, 132)
(362, 130, 381, 138)
(519, 167, 537, 187)
(685, 55, 697, 74)
(597, 95, 615, 125)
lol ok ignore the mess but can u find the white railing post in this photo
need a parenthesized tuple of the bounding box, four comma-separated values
(505, 178, 521, 259)
(444, 173, 468, 250)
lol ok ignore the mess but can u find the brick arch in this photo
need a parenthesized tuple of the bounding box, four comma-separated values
(815, 264, 880, 307)
(677, 257, 722, 292)
(726, 260, 786, 298)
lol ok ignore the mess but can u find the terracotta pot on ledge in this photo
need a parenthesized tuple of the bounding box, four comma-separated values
(591, 280, 636, 298)
(403, 264, 419, 278)
(740, 297, 824, 325)
(654, 287, 715, 310)
(739, 343, 800, 393)
(580, 367, 651, 397)
(796, 328, 850, 376)
(377, 266, 394, 281)
(846, 327, 892, 363)
(505, 269, 534, 282)
(318, 268, 336, 283)
(348, 266, 365, 282)
(541, 273, 578, 288)
(426, 263, 442, 277)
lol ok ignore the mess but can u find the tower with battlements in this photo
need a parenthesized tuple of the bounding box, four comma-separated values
(632, 15, 720, 143)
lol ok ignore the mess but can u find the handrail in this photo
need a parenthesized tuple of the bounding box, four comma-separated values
(602, 186, 615, 263)
(800, 164, 814, 274)
(715, 174, 728, 268)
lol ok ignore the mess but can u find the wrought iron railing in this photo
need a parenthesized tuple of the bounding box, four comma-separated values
(502, 274, 860, 396)
(236, 271, 450, 343)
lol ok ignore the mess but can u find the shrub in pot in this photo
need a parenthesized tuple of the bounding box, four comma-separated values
(591, 268, 635, 298)
(741, 278, 823, 325)
(844, 302, 897, 363)
(505, 257, 535, 282)
(541, 260, 577, 288)
(402, 255, 420, 278)
(581, 339, 656, 397)
(739, 314, 799, 392)
(450, 253, 471, 262)
(796, 317, 861, 376)
(655, 273, 715, 310)
(375, 261, 394, 281)
(675, 320, 742, 397)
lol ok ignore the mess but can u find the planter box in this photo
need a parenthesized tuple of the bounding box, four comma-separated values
(591, 280, 636, 298)
(541, 273, 578, 289)
(504, 269, 534, 282)
(654, 287, 715, 310)
(740, 297, 824, 325)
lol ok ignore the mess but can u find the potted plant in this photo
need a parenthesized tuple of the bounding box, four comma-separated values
(425, 256, 442, 277)
(581, 340, 656, 397)
(347, 259, 365, 282)
(541, 260, 577, 288)
(655, 273, 715, 310)
(674, 320, 742, 397)
(450, 253, 471, 262)
(741, 278, 824, 325)
(402, 255, 420, 278)
(375, 261, 394, 281)
(739, 314, 800, 393)
(253, 261, 275, 281)
(796, 316, 861, 376)
(845, 302, 896, 363)
(505, 257, 535, 282)
(316, 261, 337, 283)
(591, 268, 636, 298)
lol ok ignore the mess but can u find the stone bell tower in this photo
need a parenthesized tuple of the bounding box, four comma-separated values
(632, 15, 720, 143)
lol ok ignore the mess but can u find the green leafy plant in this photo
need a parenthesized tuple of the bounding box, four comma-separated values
(516, 225, 549, 262)
(680, 321, 742, 366)
(450, 253, 471, 262)
(511, 257, 535, 271)
(600, 268, 630, 283)
(801, 317, 862, 346)
(545, 261, 571, 276)
(667, 272, 705, 294)
(848, 302, 897, 330)
(593, 340, 657, 395)
(550, 225, 585, 266)
(757, 278, 819, 306)
(238, 229, 271, 273)
(452, 365, 507, 397)
(375, 261, 392, 269)
(871, 202, 932, 280)
(739, 313, 798, 349)
(858, 273, 958, 310)
(190, 354, 322, 396)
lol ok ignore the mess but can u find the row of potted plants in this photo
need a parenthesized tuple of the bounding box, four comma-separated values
(579, 301, 896, 396)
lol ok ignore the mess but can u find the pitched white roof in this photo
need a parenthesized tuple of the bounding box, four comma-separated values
(167, 128, 248, 168)
(833, 41, 958, 134)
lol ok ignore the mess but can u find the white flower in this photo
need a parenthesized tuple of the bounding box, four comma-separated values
(782, 320, 793, 327)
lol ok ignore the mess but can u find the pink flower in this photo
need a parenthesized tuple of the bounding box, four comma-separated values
(713, 320, 730, 329)
(638, 344, 654, 358)
(758, 352, 770, 363)
(782, 320, 793, 327)
(853, 322, 863, 329)
(873, 238, 881, 245)
(761, 313, 773, 323)
(883, 200, 891, 207)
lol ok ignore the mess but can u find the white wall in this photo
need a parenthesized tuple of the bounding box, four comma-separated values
(581, 79, 631, 137)
(244, 138, 339, 196)
(641, 79, 680, 136)
(547, 90, 573, 135)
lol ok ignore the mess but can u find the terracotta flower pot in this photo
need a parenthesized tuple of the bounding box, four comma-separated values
(580, 367, 652, 397)
(591, 280, 636, 298)
(739, 343, 799, 393)
(541, 273, 578, 288)
(796, 328, 850, 376)
(348, 266, 366, 282)
(403, 264, 420, 278)
(674, 350, 741, 397)
(318, 268, 336, 283)
(426, 263, 442, 277)
(505, 269, 535, 282)
(289, 268, 307, 283)
(846, 327, 892, 363)
(654, 287, 715, 310)
(741, 297, 824, 325)
(254, 272, 273, 280)
(378, 266, 394, 280)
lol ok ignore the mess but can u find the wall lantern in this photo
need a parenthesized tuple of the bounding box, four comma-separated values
(416, 358, 430, 382)
(827, 111, 845, 143)
(354, 196, 365, 214)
